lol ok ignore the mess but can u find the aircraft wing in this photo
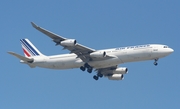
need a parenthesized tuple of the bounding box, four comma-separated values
(31, 22, 96, 62)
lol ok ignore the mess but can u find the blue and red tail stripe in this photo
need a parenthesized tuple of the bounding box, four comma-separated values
(20, 39, 40, 56)
(21, 40, 35, 56)
(22, 47, 31, 57)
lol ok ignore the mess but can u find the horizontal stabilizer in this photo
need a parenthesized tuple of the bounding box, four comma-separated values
(7, 51, 34, 63)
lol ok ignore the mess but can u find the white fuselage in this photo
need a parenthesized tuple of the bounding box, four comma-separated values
(26, 44, 173, 69)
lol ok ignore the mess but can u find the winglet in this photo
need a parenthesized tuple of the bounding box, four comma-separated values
(8, 51, 34, 63)
(31, 22, 38, 29)
(30, 22, 67, 40)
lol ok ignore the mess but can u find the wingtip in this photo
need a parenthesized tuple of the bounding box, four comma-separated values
(7, 51, 12, 54)
(31, 22, 38, 28)
(7, 51, 15, 55)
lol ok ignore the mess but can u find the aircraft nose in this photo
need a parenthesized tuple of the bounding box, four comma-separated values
(164, 48, 174, 55)
(168, 48, 174, 53)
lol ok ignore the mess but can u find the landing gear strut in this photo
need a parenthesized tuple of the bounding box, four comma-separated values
(97, 73, 103, 78)
(154, 59, 158, 66)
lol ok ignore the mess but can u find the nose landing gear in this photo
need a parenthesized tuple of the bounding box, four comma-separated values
(154, 59, 158, 66)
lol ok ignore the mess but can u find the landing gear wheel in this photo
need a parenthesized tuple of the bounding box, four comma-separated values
(80, 66, 86, 71)
(97, 73, 103, 78)
(154, 62, 158, 66)
(154, 59, 158, 66)
(93, 75, 99, 80)
(87, 67, 93, 73)
(83, 63, 93, 73)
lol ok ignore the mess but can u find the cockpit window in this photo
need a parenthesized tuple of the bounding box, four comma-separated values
(163, 46, 168, 48)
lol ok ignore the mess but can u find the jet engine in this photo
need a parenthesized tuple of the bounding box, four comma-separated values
(113, 67, 128, 74)
(90, 51, 106, 58)
(108, 74, 124, 80)
(61, 39, 77, 46)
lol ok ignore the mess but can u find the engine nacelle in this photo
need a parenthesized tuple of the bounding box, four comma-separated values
(61, 39, 77, 46)
(113, 67, 128, 74)
(108, 74, 124, 80)
(90, 51, 106, 58)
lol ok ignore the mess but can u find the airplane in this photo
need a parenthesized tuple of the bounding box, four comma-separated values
(8, 22, 174, 81)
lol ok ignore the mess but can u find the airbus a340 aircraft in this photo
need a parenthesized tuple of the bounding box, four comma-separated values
(8, 22, 174, 80)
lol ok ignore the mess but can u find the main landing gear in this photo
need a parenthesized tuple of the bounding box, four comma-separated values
(93, 72, 103, 81)
(154, 59, 158, 66)
(80, 63, 103, 81)
(80, 66, 86, 71)
(80, 63, 93, 73)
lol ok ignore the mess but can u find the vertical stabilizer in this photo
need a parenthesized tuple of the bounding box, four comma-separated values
(20, 39, 44, 57)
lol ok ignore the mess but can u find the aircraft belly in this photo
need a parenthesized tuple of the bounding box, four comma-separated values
(89, 57, 122, 68)
(53, 58, 82, 69)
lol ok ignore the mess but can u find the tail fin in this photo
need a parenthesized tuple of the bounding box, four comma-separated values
(20, 39, 44, 57)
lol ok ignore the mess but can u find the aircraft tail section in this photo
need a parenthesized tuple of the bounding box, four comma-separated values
(7, 51, 36, 68)
(20, 39, 44, 57)
(7, 51, 34, 63)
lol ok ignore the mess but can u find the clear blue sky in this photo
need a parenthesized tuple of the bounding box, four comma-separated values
(1, 0, 179, 109)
